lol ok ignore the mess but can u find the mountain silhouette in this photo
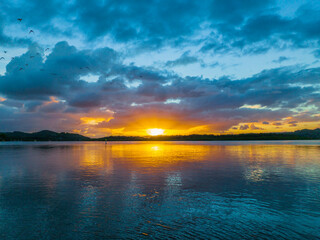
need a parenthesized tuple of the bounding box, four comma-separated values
(1, 129, 320, 141)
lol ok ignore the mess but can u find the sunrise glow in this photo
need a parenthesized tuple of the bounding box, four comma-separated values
(1, 1, 319, 239)
(147, 128, 164, 136)
(80, 117, 108, 126)
(0, 0, 319, 137)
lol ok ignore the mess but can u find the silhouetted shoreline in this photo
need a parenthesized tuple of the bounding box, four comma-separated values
(1, 129, 320, 141)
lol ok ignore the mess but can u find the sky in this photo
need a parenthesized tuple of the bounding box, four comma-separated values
(0, 0, 320, 137)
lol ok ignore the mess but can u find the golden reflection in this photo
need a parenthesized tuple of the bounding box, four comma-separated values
(80, 148, 104, 168)
(106, 142, 213, 170)
(72, 142, 320, 179)
(78, 144, 114, 174)
(151, 145, 160, 151)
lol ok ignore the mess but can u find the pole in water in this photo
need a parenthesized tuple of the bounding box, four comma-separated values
(105, 138, 107, 144)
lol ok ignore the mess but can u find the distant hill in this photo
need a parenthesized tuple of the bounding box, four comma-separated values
(0, 128, 320, 141)
(293, 128, 320, 139)
(97, 128, 320, 141)
(0, 130, 91, 141)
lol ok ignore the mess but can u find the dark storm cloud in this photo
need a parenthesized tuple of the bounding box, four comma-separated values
(0, 0, 319, 53)
(201, 3, 320, 53)
(24, 100, 43, 112)
(68, 92, 102, 108)
(0, 41, 120, 100)
(72, 0, 203, 47)
(1, 42, 319, 133)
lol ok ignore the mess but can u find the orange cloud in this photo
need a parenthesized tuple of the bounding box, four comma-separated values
(80, 117, 110, 125)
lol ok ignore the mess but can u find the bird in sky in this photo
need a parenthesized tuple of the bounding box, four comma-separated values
(0, 57, 5, 60)
(30, 56, 35, 58)
(29, 30, 34, 34)
(19, 68, 23, 71)
(17, 18, 22, 22)
(3, 51, 7, 54)
(45, 48, 49, 51)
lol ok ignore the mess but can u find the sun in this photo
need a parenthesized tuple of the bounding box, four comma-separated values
(147, 128, 164, 136)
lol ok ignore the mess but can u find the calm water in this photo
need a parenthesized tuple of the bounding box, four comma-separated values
(0, 141, 320, 239)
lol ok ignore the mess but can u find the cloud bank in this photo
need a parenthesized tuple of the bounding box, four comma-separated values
(0, 0, 319, 136)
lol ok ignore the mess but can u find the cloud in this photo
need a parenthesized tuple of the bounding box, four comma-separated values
(0, 41, 120, 100)
(272, 56, 290, 63)
(250, 123, 264, 130)
(201, 5, 320, 54)
(0, 41, 319, 135)
(165, 51, 199, 67)
(0, 0, 319, 54)
(240, 125, 249, 130)
(0, 0, 319, 137)
(238, 123, 264, 131)
(287, 120, 298, 127)
(313, 49, 320, 58)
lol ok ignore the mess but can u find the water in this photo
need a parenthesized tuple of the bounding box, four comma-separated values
(0, 141, 319, 239)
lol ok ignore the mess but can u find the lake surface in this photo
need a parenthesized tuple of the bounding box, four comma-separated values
(0, 141, 320, 239)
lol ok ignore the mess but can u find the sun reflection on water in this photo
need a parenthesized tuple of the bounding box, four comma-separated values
(151, 146, 160, 151)
(1, 141, 320, 239)
(73, 142, 320, 177)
